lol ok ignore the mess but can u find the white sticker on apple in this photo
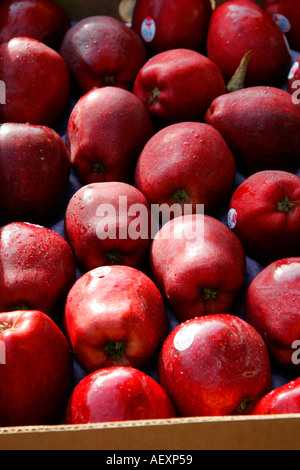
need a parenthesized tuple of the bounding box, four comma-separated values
(141, 17, 156, 43)
(174, 328, 195, 352)
(227, 208, 238, 230)
(91, 266, 112, 278)
(272, 13, 291, 33)
(288, 61, 299, 80)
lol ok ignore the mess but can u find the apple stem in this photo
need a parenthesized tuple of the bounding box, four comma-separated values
(103, 74, 115, 86)
(0, 322, 12, 333)
(107, 252, 121, 265)
(174, 189, 188, 204)
(151, 88, 161, 103)
(236, 398, 250, 414)
(94, 161, 105, 175)
(202, 288, 218, 301)
(106, 341, 126, 359)
(277, 196, 295, 214)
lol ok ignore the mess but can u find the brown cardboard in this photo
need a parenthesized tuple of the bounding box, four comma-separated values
(0, 0, 297, 451)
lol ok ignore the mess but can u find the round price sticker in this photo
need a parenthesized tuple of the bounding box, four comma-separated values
(174, 328, 194, 352)
(141, 17, 156, 43)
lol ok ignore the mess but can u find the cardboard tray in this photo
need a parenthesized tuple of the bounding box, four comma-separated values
(0, 0, 299, 451)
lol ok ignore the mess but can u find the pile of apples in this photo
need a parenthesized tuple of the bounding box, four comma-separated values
(0, 0, 299, 427)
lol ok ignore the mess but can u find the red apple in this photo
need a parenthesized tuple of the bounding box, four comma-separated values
(0, 123, 71, 226)
(252, 378, 300, 415)
(0, 0, 70, 50)
(150, 214, 246, 323)
(132, 48, 226, 129)
(244, 257, 300, 369)
(288, 56, 300, 106)
(0, 310, 73, 427)
(66, 86, 153, 185)
(158, 314, 272, 417)
(135, 122, 236, 217)
(60, 15, 147, 96)
(205, 86, 300, 175)
(64, 182, 153, 272)
(65, 366, 176, 424)
(264, 0, 300, 52)
(206, 0, 291, 87)
(0, 37, 70, 127)
(227, 171, 300, 263)
(0, 222, 76, 320)
(131, 0, 212, 56)
(64, 265, 168, 373)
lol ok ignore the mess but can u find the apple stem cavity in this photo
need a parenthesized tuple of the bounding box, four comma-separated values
(103, 74, 116, 86)
(202, 288, 218, 301)
(227, 50, 252, 93)
(174, 189, 188, 204)
(277, 196, 295, 214)
(94, 161, 105, 175)
(151, 88, 161, 103)
(107, 252, 121, 265)
(105, 341, 126, 359)
(0, 322, 12, 333)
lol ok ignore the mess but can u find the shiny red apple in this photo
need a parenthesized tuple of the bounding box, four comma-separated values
(227, 171, 300, 263)
(206, 0, 291, 87)
(0, 123, 71, 226)
(252, 378, 300, 415)
(64, 265, 168, 373)
(264, 0, 300, 52)
(158, 314, 272, 417)
(60, 15, 147, 96)
(0, 222, 76, 320)
(0, 37, 70, 127)
(150, 214, 246, 323)
(131, 0, 212, 56)
(244, 257, 300, 369)
(0, 0, 70, 50)
(0, 310, 73, 427)
(65, 366, 176, 424)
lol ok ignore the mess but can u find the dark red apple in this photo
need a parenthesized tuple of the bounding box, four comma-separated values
(0, 37, 70, 127)
(65, 182, 153, 272)
(288, 56, 300, 106)
(252, 378, 300, 415)
(227, 171, 300, 263)
(132, 48, 226, 128)
(244, 257, 300, 369)
(205, 86, 300, 175)
(158, 314, 272, 417)
(206, 0, 291, 87)
(65, 366, 176, 424)
(264, 0, 300, 52)
(150, 214, 246, 323)
(60, 15, 147, 96)
(0, 123, 71, 226)
(0, 222, 76, 320)
(0, 0, 70, 50)
(135, 122, 236, 216)
(131, 0, 212, 56)
(0, 310, 73, 427)
(66, 86, 153, 185)
(64, 265, 168, 373)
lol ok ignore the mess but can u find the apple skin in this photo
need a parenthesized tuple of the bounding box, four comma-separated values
(0, 0, 70, 50)
(158, 314, 272, 417)
(205, 86, 300, 176)
(65, 182, 153, 272)
(288, 56, 300, 106)
(135, 122, 236, 216)
(0, 37, 70, 127)
(252, 378, 300, 415)
(206, 0, 291, 87)
(264, 0, 300, 52)
(60, 15, 147, 96)
(0, 222, 76, 320)
(66, 87, 153, 185)
(132, 48, 226, 129)
(227, 171, 300, 263)
(150, 214, 246, 323)
(0, 310, 73, 427)
(65, 366, 176, 424)
(244, 258, 300, 370)
(0, 123, 71, 226)
(64, 265, 168, 373)
(131, 0, 212, 56)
